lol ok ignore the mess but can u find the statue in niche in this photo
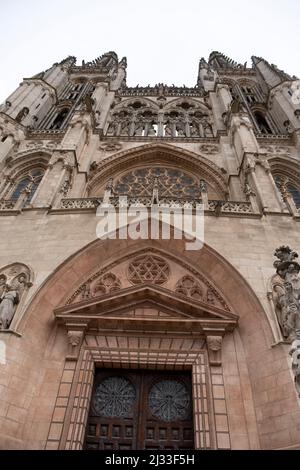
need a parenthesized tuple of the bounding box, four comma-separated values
(134, 124, 144, 136)
(120, 121, 130, 136)
(201, 117, 213, 136)
(164, 122, 172, 137)
(176, 123, 186, 137)
(0, 286, 19, 330)
(106, 121, 118, 136)
(190, 121, 200, 137)
(148, 124, 156, 136)
(0, 265, 32, 330)
(200, 180, 207, 193)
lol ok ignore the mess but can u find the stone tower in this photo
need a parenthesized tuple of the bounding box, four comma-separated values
(0, 50, 300, 450)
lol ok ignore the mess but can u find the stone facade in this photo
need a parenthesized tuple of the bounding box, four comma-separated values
(0, 50, 300, 449)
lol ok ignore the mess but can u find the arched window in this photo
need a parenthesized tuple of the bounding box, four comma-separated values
(11, 170, 44, 204)
(50, 108, 69, 130)
(241, 86, 257, 104)
(254, 112, 272, 134)
(274, 176, 300, 208)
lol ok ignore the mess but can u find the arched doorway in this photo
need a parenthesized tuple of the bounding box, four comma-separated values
(13, 235, 297, 450)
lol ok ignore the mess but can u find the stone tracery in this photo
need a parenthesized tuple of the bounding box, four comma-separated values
(114, 167, 203, 200)
(128, 255, 170, 285)
(105, 97, 214, 138)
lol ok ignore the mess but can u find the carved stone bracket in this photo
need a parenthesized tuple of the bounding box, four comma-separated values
(206, 335, 223, 366)
(66, 322, 88, 360)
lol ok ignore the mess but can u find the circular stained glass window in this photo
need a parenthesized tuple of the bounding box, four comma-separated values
(93, 376, 136, 417)
(149, 379, 190, 422)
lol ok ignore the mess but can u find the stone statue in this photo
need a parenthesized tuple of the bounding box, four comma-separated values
(200, 180, 207, 193)
(0, 275, 7, 298)
(190, 121, 200, 136)
(290, 338, 300, 396)
(134, 124, 144, 136)
(11, 273, 29, 298)
(271, 246, 300, 341)
(164, 123, 172, 136)
(120, 121, 130, 136)
(15, 107, 29, 123)
(0, 286, 19, 330)
(201, 117, 213, 136)
(0, 265, 32, 330)
(148, 124, 156, 136)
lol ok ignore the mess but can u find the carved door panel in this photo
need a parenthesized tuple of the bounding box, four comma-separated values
(84, 369, 194, 450)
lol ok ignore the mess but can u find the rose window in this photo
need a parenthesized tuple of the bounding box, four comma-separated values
(149, 379, 191, 422)
(92, 377, 136, 417)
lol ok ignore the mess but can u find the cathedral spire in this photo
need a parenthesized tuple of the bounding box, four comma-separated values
(251, 55, 295, 88)
(208, 51, 245, 69)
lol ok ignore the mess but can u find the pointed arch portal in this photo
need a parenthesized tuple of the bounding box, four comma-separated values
(19, 234, 278, 450)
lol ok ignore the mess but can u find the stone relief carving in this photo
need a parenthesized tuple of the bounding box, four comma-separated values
(175, 276, 203, 300)
(199, 144, 219, 154)
(175, 275, 223, 308)
(128, 255, 170, 285)
(68, 272, 122, 304)
(98, 142, 123, 152)
(0, 263, 32, 330)
(65, 249, 231, 313)
(260, 145, 292, 158)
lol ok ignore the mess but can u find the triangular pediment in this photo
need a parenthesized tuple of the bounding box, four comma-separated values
(55, 284, 238, 334)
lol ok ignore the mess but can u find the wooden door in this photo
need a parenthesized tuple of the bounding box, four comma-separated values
(84, 369, 194, 450)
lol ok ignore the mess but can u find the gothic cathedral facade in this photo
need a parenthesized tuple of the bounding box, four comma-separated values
(0, 51, 300, 450)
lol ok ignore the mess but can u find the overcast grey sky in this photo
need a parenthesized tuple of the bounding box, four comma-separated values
(0, 0, 299, 102)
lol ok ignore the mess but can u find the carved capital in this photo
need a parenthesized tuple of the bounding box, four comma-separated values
(206, 335, 223, 366)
